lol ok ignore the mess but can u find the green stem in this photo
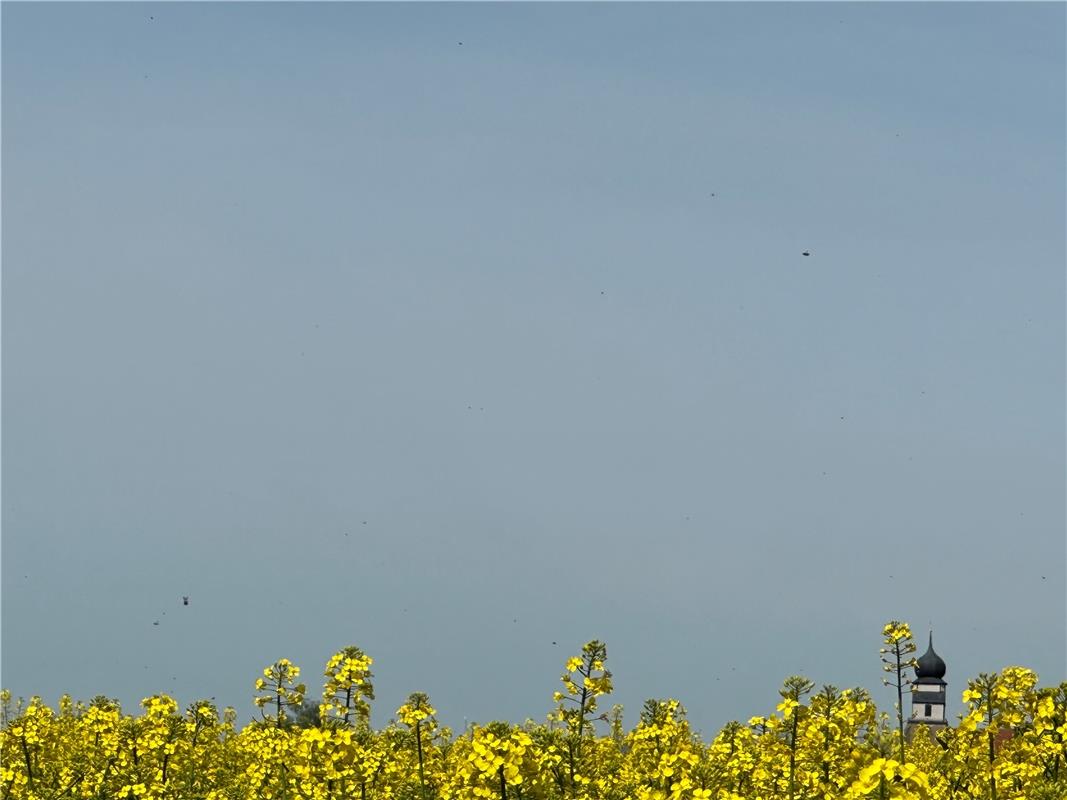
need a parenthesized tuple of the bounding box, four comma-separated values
(416, 720, 426, 792)
(896, 642, 906, 763)
(20, 737, 34, 788)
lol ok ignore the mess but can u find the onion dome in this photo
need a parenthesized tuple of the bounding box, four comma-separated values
(915, 633, 947, 680)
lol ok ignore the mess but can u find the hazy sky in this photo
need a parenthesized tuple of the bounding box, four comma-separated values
(3, 2, 1064, 737)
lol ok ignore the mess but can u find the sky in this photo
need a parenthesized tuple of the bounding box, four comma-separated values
(2, 1, 1064, 738)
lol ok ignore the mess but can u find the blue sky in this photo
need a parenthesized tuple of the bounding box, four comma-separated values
(2, 2, 1064, 736)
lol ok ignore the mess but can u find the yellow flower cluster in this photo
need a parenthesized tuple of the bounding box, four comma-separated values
(1, 630, 1064, 800)
(322, 646, 375, 727)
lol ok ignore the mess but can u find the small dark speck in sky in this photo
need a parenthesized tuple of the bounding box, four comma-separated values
(153, 621, 160, 626)
(182, 596, 189, 606)
(802, 250, 811, 256)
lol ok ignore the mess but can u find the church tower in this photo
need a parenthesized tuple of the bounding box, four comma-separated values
(906, 632, 948, 738)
